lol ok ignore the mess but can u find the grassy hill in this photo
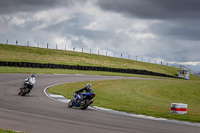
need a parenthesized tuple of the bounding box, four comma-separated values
(0, 43, 179, 77)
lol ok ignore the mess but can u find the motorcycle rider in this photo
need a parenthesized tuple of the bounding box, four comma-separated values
(19, 74, 36, 94)
(75, 83, 94, 100)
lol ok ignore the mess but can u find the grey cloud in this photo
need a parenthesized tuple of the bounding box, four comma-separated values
(150, 20, 200, 41)
(140, 40, 200, 62)
(96, 0, 200, 20)
(96, 0, 200, 41)
(0, 0, 87, 15)
(0, 0, 56, 14)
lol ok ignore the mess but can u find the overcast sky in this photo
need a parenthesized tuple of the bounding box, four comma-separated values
(0, 0, 200, 69)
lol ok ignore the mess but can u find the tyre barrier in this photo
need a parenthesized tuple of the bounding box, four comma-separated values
(0, 61, 178, 78)
(22, 62, 26, 67)
(88, 66, 93, 71)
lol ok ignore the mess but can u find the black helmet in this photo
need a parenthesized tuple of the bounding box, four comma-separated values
(31, 74, 35, 77)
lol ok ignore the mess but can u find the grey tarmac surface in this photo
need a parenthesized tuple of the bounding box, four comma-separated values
(0, 74, 199, 133)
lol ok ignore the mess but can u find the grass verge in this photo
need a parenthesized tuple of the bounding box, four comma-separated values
(0, 129, 21, 133)
(48, 79, 200, 123)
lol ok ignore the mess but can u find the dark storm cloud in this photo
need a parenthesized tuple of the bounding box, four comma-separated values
(150, 21, 200, 41)
(0, 0, 86, 15)
(0, 0, 55, 14)
(97, 0, 200, 41)
(97, 0, 200, 19)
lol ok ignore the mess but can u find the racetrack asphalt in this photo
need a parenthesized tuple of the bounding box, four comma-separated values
(0, 74, 199, 133)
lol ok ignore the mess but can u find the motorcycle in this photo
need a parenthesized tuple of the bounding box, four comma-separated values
(18, 84, 32, 96)
(68, 92, 95, 110)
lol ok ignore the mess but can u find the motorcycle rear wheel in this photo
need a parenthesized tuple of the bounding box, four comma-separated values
(80, 99, 90, 110)
(18, 91, 22, 95)
(21, 89, 29, 96)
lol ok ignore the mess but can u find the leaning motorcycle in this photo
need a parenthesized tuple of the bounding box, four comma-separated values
(68, 92, 95, 110)
(18, 84, 32, 96)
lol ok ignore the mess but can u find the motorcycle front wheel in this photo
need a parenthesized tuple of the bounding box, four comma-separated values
(80, 99, 90, 110)
(68, 100, 73, 108)
(18, 91, 22, 95)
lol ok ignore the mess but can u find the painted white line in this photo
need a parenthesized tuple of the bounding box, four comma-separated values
(44, 83, 200, 127)
(43, 82, 70, 102)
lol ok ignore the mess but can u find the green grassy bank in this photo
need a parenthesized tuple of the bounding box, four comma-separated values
(0, 43, 179, 76)
(48, 79, 200, 123)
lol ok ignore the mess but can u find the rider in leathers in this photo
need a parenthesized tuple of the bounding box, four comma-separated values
(75, 83, 93, 100)
(20, 74, 36, 94)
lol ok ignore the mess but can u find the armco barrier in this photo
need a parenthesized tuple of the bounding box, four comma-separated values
(0, 61, 178, 78)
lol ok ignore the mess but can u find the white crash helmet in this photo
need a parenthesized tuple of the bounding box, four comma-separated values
(86, 83, 92, 88)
